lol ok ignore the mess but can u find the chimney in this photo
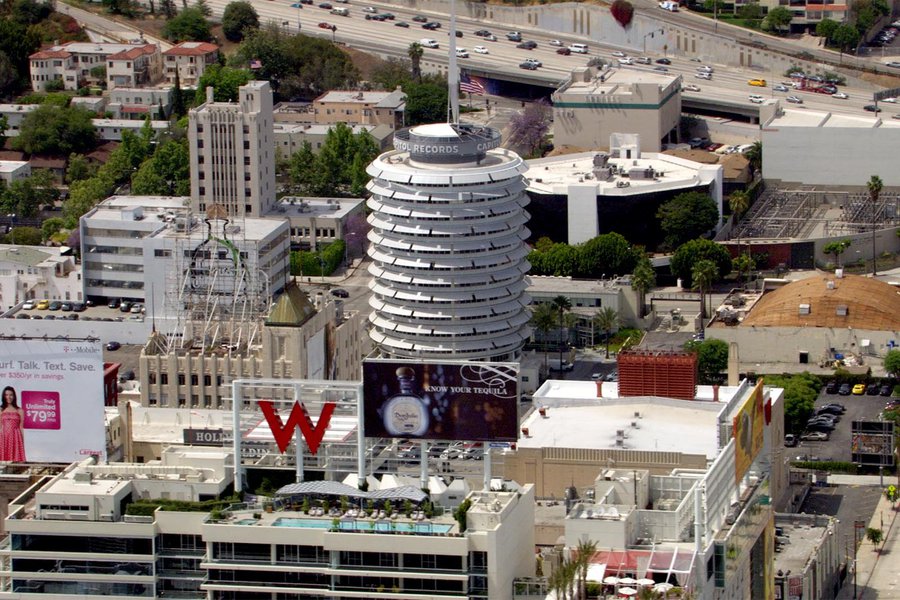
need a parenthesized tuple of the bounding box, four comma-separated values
(206, 86, 214, 103)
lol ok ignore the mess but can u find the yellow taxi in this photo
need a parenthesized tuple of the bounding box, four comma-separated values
(852, 383, 866, 395)
(748, 78, 767, 87)
(36, 299, 50, 310)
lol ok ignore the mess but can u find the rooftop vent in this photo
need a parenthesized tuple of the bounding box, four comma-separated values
(799, 303, 811, 315)
(836, 305, 848, 316)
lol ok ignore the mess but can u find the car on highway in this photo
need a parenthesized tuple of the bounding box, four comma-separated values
(419, 38, 439, 48)
(786, 95, 803, 104)
(618, 57, 634, 65)
(549, 39, 563, 46)
(474, 29, 492, 37)
(318, 21, 332, 28)
(568, 43, 589, 53)
(864, 104, 882, 112)
(773, 84, 789, 92)
(838, 383, 852, 395)
(852, 383, 866, 395)
(394, 21, 409, 27)
(636, 57, 651, 64)
(696, 65, 714, 73)
(556, 47, 571, 55)
(411, 14, 427, 21)
(484, 34, 497, 41)
(684, 84, 701, 92)
(801, 431, 829, 442)
(473, 45, 488, 54)
(422, 21, 440, 30)
(523, 58, 542, 67)
(516, 40, 537, 49)
(881, 97, 897, 103)
(379, 12, 395, 19)
(506, 31, 522, 42)
(655, 58, 671, 65)
(456, 48, 469, 58)
(611, 50, 626, 57)
(519, 61, 539, 70)
(885, 61, 900, 68)
(749, 94, 765, 104)
(695, 72, 711, 80)
(362, 5, 377, 11)
(748, 78, 767, 87)
(317, 2, 332, 8)
(654, 66, 669, 72)
(832, 92, 849, 99)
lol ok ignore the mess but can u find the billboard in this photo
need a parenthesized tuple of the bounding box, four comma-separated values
(851, 420, 895, 467)
(362, 361, 519, 442)
(0, 339, 106, 462)
(733, 380, 765, 483)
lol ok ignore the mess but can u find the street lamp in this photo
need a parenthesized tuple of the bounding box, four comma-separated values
(643, 28, 665, 54)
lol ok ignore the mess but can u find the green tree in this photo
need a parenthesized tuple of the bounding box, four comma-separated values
(195, 0, 212, 16)
(594, 306, 619, 358)
(12, 104, 97, 155)
(765, 6, 793, 33)
(765, 373, 821, 433)
(816, 17, 839, 41)
(289, 141, 323, 194)
(194, 65, 252, 104)
(0, 19, 42, 97)
(671, 238, 732, 287)
(222, 1, 259, 42)
(160, 0, 177, 17)
(64, 175, 113, 221)
(737, 2, 762, 20)
(884, 349, 900, 377)
(11, 0, 53, 24)
(131, 139, 191, 195)
(574, 232, 638, 278)
(0, 170, 58, 217)
(685, 338, 729, 384)
(66, 153, 96, 184)
(657, 191, 719, 248)
(631, 253, 655, 318)
(530, 301, 557, 368)
(732, 252, 754, 284)
(41, 217, 67, 241)
(823, 239, 851, 267)
(172, 70, 188, 117)
(408, 42, 423, 83)
(866, 527, 883, 550)
(404, 81, 447, 126)
(8, 226, 42, 245)
(370, 57, 413, 91)
(163, 7, 212, 42)
(832, 23, 860, 53)
(0, 115, 8, 147)
(744, 140, 762, 172)
(551, 295, 572, 368)
(102, 0, 137, 16)
(728, 190, 750, 221)
(692, 259, 718, 327)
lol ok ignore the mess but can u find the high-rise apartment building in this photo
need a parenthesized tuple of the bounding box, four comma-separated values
(366, 122, 531, 362)
(188, 81, 276, 218)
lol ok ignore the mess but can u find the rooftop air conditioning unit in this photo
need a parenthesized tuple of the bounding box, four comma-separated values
(799, 304, 811, 315)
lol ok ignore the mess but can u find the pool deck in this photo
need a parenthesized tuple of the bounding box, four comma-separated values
(218, 506, 460, 536)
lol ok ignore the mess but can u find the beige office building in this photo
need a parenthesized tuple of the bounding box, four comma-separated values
(552, 66, 682, 152)
(188, 80, 276, 218)
(311, 89, 406, 130)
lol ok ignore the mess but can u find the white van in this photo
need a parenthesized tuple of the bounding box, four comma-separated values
(330, 6, 348, 15)
(748, 94, 765, 104)
(568, 43, 589, 54)
(419, 39, 439, 48)
(456, 48, 469, 58)
(659, 1, 679, 10)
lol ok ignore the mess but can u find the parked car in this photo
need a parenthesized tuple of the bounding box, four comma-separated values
(817, 404, 845, 415)
(866, 383, 881, 395)
(838, 383, 852, 395)
(330, 288, 350, 298)
(22, 300, 35, 310)
(60, 302, 73, 311)
(130, 304, 144, 314)
(784, 434, 798, 447)
(48, 301, 61, 311)
(806, 421, 835, 432)
(107, 298, 120, 309)
(73, 302, 86, 312)
(852, 383, 866, 395)
(106, 341, 121, 351)
(120, 301, 132, 312)
(825, 381, 839, 394)
(880, 384, 894, 397)
(801, 431, 829, 442)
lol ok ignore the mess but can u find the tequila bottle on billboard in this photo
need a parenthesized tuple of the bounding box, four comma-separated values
(383, 367, 429, 436)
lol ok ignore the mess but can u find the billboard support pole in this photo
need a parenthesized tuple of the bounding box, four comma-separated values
(420, 440, 428, 490)
(296, 441, 304, 483)
(483, 447, 491, 491)
(357, 383, 365, 488)
(232, 380, 243, 492)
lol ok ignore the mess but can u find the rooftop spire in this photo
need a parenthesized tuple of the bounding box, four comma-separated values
(447, 0, 459, 125)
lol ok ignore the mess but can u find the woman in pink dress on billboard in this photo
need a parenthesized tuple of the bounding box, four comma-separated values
(1, 387, 26, 462)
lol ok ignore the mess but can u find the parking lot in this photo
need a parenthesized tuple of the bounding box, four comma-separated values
(791, 386, 895, 463)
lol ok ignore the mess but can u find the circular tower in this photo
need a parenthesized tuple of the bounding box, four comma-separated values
(366, 122, 531, 362)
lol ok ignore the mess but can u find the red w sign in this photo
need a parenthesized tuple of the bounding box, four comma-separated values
(258, 401, 335, 455)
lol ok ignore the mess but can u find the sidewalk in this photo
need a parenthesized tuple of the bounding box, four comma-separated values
(836, 487, 899, 599)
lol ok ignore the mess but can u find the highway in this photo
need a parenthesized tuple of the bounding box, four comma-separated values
(199, 0, 898, 119)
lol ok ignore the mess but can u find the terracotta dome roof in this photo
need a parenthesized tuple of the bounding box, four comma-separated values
(741, 274, 900, 330)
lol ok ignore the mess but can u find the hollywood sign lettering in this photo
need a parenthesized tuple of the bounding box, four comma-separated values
(258, 401, 336, 455)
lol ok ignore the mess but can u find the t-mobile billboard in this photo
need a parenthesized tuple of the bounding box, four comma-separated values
(362, 361, 519, 441)
(0, 339, 106, 463)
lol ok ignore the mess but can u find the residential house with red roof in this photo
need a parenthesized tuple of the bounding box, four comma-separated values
(162, 41, 219, 87)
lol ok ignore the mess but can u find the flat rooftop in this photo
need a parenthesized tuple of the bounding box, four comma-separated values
(560, 67, 676, 96)
(272, 197, 363, 219)
(528, 275, 628, 296)
(0, 161, 28, 173)
(522, 382, 739, 458)
(774, 514, 834, 575)
(525, 151, 719, 196)
(766, 108, 900, 128)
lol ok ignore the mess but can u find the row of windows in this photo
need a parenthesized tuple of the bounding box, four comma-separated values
(85, 262, 144, 273)
(86, 245, 143, 256)
(148, 373, 224, 386)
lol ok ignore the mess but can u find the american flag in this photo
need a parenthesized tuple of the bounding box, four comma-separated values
(460, 73, 486, 96)
(249, 59, 262, 69)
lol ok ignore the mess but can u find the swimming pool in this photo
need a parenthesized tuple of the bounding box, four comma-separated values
(272, 518, 453, 534)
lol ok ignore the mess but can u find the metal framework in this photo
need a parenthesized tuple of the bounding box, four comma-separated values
(163, 207, 270, 355)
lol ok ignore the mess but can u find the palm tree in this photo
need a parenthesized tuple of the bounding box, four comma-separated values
(867, 174, 883, 276)
(408, 42, 424, 83)
(692, 259, 718, 333)
(529, 302, 557, 369)
(572, 539, 598, 600)
(745, 140, 762, 173)
(551, 295, 572, 368)
(631, 255, 656, 318)
(593, 307, 620, 359)
(728, 189, 751, 283)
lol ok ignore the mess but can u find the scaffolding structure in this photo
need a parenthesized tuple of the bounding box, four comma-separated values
(163, 205, 270, 355)
(731, 187, 900, 240)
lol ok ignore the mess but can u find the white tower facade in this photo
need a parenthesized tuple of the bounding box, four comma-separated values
(366, 122, 531, 362)
(188, 80, 275, 218)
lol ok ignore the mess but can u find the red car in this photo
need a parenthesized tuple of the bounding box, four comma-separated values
(556, 47, 571, 55)
(318, 21, 332, 28)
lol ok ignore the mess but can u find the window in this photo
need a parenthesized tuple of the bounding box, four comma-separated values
(178, 374, 186, 385)
(204, 375, 211, 386)
(160, 373, 168, 385)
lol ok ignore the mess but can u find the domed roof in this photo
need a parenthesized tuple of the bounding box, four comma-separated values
(742, 274, 900, 330)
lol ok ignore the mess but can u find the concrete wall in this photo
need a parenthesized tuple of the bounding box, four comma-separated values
(762, 124, 900, 187)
